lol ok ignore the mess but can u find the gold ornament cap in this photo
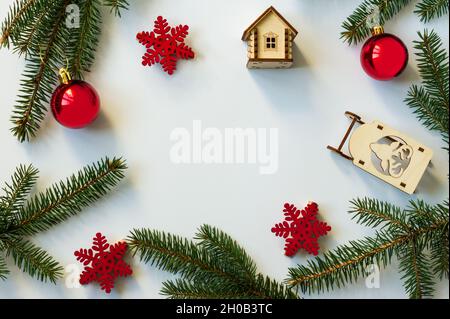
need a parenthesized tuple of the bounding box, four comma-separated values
(371, 26, 384, 36)
(58, 68, 72, 84)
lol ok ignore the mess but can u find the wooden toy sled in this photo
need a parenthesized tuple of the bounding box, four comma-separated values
(328, 112, 433, 195)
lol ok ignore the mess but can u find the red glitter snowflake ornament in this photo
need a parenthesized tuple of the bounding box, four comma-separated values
(136, 16, 195, 75)
(74, 233, 132, 293)
(271, 202, 331, 257)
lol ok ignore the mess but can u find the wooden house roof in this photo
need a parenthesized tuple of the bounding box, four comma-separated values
(242, 6, 299, 41)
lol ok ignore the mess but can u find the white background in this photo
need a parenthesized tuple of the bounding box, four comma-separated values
(0, 0, 448, 299)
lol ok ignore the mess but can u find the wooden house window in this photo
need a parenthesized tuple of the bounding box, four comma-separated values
(264, 32, 278, 51)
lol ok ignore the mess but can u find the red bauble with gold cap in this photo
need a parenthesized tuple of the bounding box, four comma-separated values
(360, 26, 409, 81)
(51, 69, 100, 128)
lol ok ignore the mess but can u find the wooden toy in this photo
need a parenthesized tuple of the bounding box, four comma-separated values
(328, 112, 433, 194)
(242, 6, 298, 69)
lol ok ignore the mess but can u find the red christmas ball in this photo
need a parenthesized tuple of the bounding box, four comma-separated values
(51, 79, 100, 128)
(360, 32, 408, 81)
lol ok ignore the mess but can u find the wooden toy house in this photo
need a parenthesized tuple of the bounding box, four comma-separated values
(242, 6, 298, 69)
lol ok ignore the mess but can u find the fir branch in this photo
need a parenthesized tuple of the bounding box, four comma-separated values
(413, 30, 449, 112)
(406, 199, 441, 226)
(5, 238, 63, 283)
(253, 274, 299, 300)
(102, 0, 129, 17)
(6, 157, 126, 237)
(341, 0, 412, 45)
(406, 86, 448, 133)
(415, 0, 449, 22)
(0, 0, 38, 48)
(430, 221, 449, 279)
(0, 157, 126, 282)
(12, 0, 49, 56)
(162, 279, 245, 299)
(287, 231, 402, 293)
(349, 198, 410, 231)
(195, 225, 258, 283)
(405, 30, 449, 148)
(128, 228, 262, 296)
(67, 0, 102, 79)
(0, 255, 9, 280)
(287, 200, 449, 298)
(128, 228, 225, 283)
(0, 165, 39, 220)
(398, 239, 435, 298)
(10, 0, 69, 142)
(128, 226, 298, 299)
(409, 200, 450, 280)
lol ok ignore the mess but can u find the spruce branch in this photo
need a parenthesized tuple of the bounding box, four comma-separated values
(161, 279, 245, 299)
(67, 0, 102, 79)
(415, 0, 449, 22)
(195, 224, 258, 283)
(0, 0, 38, 48)
(0, 255, 8, 280)
(128, 228, 222, 282)
(5, 238, 63, 283)
(12, 1, 48, 56)
(287, 231, 402, 293)
(10, 0, 69, 142)
(0, 165, 39, 220)
(430, 220, 449, 279)
(398, 238, 435, 298)
(349, 198, 410, 231)
(102, 0, 129, 17)
(341, 0, 412, 45)
(405, 30, 449, 149)
(7, 157, 126, 237)
(286, 200, 449, 298)
(128, 226, 298, 299)
(0, 157, 126, 282)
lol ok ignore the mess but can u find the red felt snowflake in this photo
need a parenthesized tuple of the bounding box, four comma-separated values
(271, 202, 331, 257)
(136, 16, 195, 75)
(74, 233, 132, 293)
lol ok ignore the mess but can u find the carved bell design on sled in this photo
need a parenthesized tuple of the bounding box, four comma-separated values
(328, 112, 433, 195)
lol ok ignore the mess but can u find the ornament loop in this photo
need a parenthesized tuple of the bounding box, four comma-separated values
(371, 26, 384, 36)
(58, 68, 72, 84)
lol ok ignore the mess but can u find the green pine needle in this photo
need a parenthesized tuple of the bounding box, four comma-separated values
(128, 226, 298, 299)
(0, 255, 9, 280)
(161, 279, 246, 299)
(398, 239, 435, 299)
(9, 0, 70, 142)
(10, 0, 49, 56)
(195, 225, 258, 283)
(5, 239, 63, 283)
(405, 30, 449, 149)
(430, 220, 449, 279)
(0, 157, 126, 282)
(0, 0, 38, 48)
(67, 0, 102, 80)
(415, 0, 449, 22)
(0, 164, 39, 220)
(349, 197, 410, 231)
(341, 0, 412, 45)
(7, 157, 127, 237)
(287, 231, 401, 294)
(102, 0, 129, 17)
